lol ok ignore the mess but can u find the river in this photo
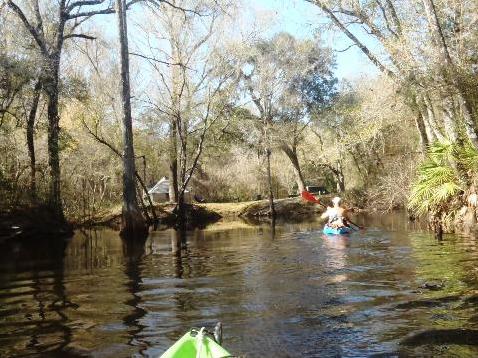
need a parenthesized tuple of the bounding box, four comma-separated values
(1, 213, 478, 357)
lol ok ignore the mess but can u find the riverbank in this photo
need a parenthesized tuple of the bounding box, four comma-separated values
(0, 205, 73, 244)
(86, 196, 326, 229)
(0, 193, 363, 241)
(199, 196, 324, 218)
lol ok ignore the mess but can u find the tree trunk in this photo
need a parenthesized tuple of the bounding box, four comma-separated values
(45, 75, 64, 221)
(414, 111, 429, 154)
(27, 80, 42, 200)
(422, 0, 478, 147)
(134, 170, 158, 223)
(423, 114, 436, 143)
(175, 191, 187, 230)
(170, 42, 182, 204)
(337, 176, 345, 192)
(265, 147, 276, 218)
(336, 161, 345, 192)
(459, 96, 478, 148)
(116, 0, 147, 239)
(281, 144, 306, 193)
(169, 121, 179, 202)
(421, 94, 445, 141)
(43, 7, 68, 222)
(422, 0, 452, 63)
(441, 96, 459, 142)
(174, 125, 188, 228)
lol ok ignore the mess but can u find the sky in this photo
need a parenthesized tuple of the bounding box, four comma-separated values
(251, 0, 379, 81)
(91, 0, 380, 83)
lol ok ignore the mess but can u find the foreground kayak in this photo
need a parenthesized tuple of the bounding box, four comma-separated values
(160, 328, 231, 358)
(323, 225, 351, 235)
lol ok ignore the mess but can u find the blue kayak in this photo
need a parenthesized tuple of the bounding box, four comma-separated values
(323, 225, 351, 235)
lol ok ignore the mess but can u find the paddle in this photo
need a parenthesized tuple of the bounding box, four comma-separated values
(301, 190, 364, 230)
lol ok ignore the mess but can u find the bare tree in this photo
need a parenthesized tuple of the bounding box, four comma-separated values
(138, 0, 237, 225)
(5, 0, 137, 220)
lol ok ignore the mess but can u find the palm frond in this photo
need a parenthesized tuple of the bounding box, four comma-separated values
(427, 140, 454, 164)
(456, 142, 478, 172)
(408, 140, 463, 215)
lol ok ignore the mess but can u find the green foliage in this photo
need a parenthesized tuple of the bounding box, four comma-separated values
(408, 141, 472, 215)
(456, 142, 478, 173)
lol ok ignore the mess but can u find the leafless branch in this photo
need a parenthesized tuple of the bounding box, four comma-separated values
(129, 51, 186, 67)
(66, 0, 140, 19)
(82, 118, 157, 222)
(6, 0, 48, 55)
(66, 0, 107, 13)
(82, 119, 122, 156)
(147, 0, 204, 16)
(69, 15, 93, 33)
(374, 0, 398, 38)
(307, 0, 396, 79)
(385, 0, 402, 35)
(336, 43, 357, 52)
(64, 33, 97, 40)
(33, 0, 44, 35)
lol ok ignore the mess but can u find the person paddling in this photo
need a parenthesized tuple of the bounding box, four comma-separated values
(320, 197, 350, 229)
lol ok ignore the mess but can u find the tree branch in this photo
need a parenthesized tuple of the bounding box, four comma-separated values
(147, 0, 203, 16)
(308, 0, 396, 79)
(129, 51, 186, 67)
(66, 0, 138, 19)
(69, 14, 94, 33)
(82, 119, 158, 223)
(66, 0, 107, 13)
(6, 0, 49, 55)
(64, 33, 97, 40)
(336, 43, 357, 52)
(33, 0, 44, 36)
(374, 0, 398, 38)
(385, 0, 402, 35)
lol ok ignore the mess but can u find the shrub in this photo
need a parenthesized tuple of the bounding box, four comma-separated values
(408, 141, 470, 215)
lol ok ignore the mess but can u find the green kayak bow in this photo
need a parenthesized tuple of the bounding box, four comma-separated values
(160, 327, 232, 358)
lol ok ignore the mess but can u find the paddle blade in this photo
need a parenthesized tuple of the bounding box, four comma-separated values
(301, 190, 320, 204)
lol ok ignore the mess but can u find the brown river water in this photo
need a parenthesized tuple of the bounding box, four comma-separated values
(1, 213, 478, 357)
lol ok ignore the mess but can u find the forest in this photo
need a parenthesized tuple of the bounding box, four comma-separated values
(1, 0, 478, 238)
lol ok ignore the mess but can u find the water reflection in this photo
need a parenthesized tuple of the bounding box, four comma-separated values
(122, 238, 148, 355)
(322, 234, 349, 284)
(270, 218, 276, 240)
(0, 236, 76, 356)
(1, 214, 478, 357)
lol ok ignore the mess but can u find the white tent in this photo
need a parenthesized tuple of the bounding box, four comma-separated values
(147, 177, 191, 203)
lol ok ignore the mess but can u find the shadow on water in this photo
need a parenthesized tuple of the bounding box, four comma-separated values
(401, 328, 478, 346)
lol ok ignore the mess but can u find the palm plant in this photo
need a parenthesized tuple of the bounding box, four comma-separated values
(456, 142, 478, 173)
(408, 140, 467, 215)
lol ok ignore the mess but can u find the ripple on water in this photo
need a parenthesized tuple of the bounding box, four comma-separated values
(1, 215, 478, 357)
